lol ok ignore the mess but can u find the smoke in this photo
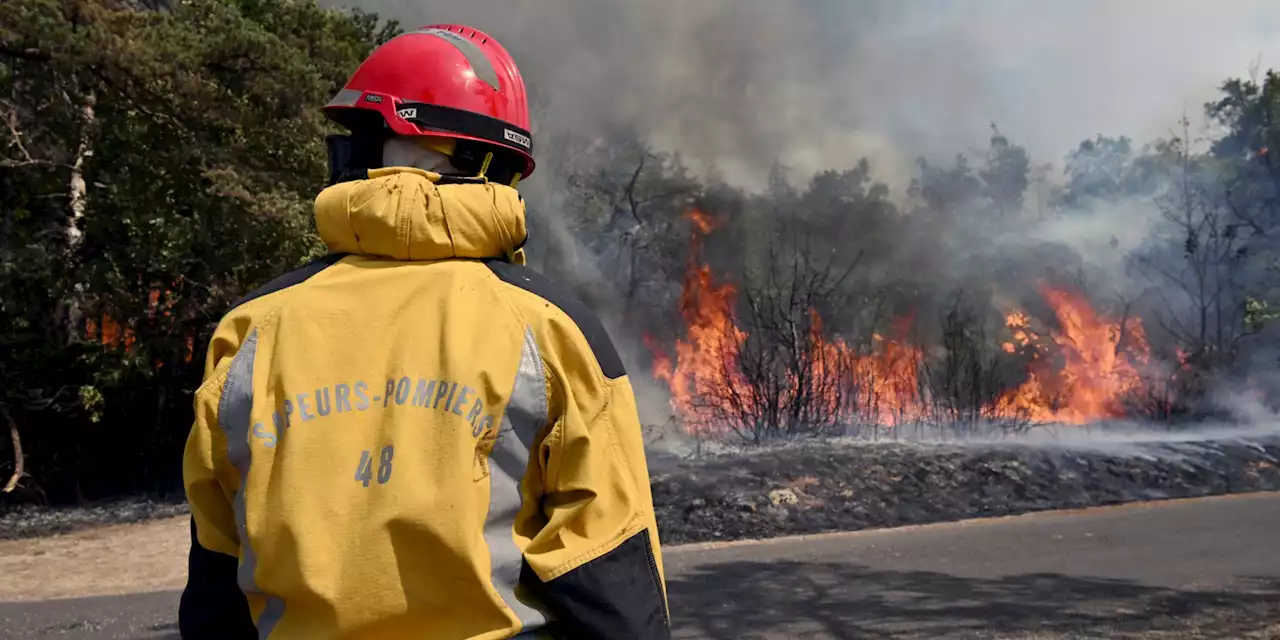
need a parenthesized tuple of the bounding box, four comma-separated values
(329, 0, 1280, 297)
(326, 0, 1280, 190)
(321, 0, 1280, 288)
(321, 0, 1280, 435)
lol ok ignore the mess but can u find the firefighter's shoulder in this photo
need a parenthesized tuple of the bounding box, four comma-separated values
(230, 252, 349, 313)
(482, 259, 625, 381)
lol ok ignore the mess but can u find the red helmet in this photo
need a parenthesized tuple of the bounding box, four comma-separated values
(324, 24, 535, 180)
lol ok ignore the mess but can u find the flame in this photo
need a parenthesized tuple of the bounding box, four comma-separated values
(687, 209, 716, 235)
(649, 211, 1160, 434)
(997, 286, 1150, 424)
(83, 286, 195, 364)
(812, 315, 926, 427)
(644, 211, 750, 436)
(647, 212, 927, 433)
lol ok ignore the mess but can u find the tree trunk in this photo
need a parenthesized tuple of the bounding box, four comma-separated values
(1, 168, 12, 259)
(66, 96, 95, 248)
(64, 93, 96, 345)
(2, 404, 25, 493)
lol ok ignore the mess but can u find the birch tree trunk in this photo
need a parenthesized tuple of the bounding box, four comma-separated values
(64, 92, 96, 344)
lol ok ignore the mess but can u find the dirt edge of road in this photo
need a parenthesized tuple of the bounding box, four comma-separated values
(5, 491, 1279, 604)
(0, 516, 189, 602)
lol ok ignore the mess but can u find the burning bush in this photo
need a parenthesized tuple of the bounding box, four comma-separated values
(647, 211, 1192, 443)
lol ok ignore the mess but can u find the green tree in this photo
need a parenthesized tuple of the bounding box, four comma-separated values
(0, 0, 396, 499)
(980, 125, 1030, 217)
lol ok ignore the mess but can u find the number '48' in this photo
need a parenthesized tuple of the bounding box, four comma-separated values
(356, 445, 394, 487)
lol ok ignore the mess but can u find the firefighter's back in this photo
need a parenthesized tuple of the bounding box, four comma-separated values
(184, 22, 670, 639)
(235, 254, 530, 638)
(184, 169, 668, 639)
(183, 170, 568, 639)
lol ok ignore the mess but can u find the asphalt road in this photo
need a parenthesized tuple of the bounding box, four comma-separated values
(3, 492, 1279, 639)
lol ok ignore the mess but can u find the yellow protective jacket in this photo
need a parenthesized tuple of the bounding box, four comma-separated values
(180, 168, 668, 639)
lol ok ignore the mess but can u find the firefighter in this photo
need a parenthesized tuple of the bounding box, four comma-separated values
(180, 24, 669, 639)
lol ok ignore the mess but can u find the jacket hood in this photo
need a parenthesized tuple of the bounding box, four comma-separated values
(314, 167, 527, 264)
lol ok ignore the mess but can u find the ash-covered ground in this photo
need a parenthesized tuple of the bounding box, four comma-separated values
(3, 428, 1279, 543)
(650, 428, 1280, 545)
(0, 495, 188, 540)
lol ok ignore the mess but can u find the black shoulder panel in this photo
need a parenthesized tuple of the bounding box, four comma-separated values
(232, 253, 347, 311)
(535, 529, 670, 639)
(434, 174, 489, 186)
(484, 260, 626, 380)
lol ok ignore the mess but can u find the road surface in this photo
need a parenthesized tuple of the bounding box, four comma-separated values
(3, 492, 1279, 639)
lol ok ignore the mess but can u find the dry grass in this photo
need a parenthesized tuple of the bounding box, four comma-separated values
(0, 515, 187, 601)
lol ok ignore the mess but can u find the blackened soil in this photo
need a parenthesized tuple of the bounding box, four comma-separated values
(652, 436, 1280, 544)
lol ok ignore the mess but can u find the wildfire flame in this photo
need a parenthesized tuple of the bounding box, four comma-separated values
(84, 286, 195, 364)
(996, 287, 1151, 424)
(648, 210, 1160, 434)
(646, 212, 752, 436)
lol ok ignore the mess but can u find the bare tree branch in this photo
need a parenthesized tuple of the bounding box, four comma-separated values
(622, 152, 646, 224)
(1, 404, 25, 493)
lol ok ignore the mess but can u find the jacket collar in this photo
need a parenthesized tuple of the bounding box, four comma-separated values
(314, 167, 527, 264)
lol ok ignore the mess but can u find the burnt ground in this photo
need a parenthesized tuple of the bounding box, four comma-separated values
(3, 433, 1279, 544)
(0, 497, 189, 541)
(651, 434, 1280, 544)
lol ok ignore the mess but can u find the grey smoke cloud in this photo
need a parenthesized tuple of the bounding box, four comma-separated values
(325, 0, 1280, 190)
(319, 0, 1280, 436)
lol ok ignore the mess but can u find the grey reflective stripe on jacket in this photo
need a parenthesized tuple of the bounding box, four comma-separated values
(483, 327, 554, 632)
(218, 329, 286, 637)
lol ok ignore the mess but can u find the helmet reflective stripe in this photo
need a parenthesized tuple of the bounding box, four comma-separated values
(327, 88, 364, 108)
(414, 28, 501, 91)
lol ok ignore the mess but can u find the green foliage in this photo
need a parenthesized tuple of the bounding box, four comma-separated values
(78, 385, 104, 423)
(910, 153, 983, 210)
(1207, 71, 1280, 160)
(980, 126, 1030, 215)
(0, 0, 397, 499)
(1244, 297, 1280, 333)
